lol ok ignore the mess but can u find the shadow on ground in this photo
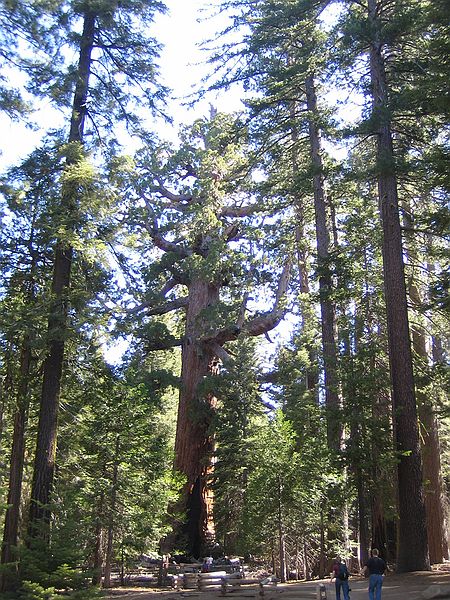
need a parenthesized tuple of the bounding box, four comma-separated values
(104, 570, 450, 600)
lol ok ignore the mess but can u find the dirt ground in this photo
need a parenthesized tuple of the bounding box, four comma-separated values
(104, 570, 450, 600)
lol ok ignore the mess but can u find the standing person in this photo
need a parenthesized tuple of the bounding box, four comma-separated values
(364, 548, 386, 600)
(331, 558, 350, 600)
(201, 558, 210, 573)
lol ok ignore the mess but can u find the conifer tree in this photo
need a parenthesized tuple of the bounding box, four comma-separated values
(0, 145, 61, 589)
(120, 112, 292, 556)
(335, 0, 447, 571)
(25, 0, 167, 547)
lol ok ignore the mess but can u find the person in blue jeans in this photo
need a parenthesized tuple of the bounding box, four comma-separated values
(364, 548, 386, 600)
(331, 558, 350, 600)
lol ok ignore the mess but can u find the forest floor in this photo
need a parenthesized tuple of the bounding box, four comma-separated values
(104, 568, 450, 600)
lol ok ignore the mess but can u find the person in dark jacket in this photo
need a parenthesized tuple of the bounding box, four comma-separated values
(331, 557, 350, 600)
(364, 548, 386, 600)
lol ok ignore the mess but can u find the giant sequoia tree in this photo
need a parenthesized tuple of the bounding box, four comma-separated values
(121, 113, 291, 556)
(0, 0, 448, 586)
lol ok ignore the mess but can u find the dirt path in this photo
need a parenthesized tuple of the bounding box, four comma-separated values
(104, 570, 450, 600)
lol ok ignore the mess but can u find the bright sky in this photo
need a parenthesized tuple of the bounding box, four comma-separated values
(0, 0, 242, 169)
(0, 1, 345, 365)
(156, 0, 244, 123)
(0, 1, 354, 167)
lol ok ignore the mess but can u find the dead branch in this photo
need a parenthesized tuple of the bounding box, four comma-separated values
(135, 296, 189, 316)
(221, 203, 263, 218)
(200, 258, 292, 348)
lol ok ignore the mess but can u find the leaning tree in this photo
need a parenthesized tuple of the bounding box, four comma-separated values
(120, 113, 292, 557)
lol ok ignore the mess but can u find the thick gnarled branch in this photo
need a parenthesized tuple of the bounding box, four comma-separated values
(144, 219, 193, 258)
(146, 336, 183, 352)
(133, 296, 189, 316)
(200, 258, 292, 355)
(220, 203, 263, 218)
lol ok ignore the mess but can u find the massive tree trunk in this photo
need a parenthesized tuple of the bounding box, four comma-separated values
(367, 0, 429, 572)
(166, 262, 290, 556)
(28, 11, 95, 542)
(172, 278, 219, 557)
(305, 75, 340, 451)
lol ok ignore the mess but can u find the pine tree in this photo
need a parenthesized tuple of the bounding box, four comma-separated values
(26, 0, 167, 546)
(0, 145, 60, 590)
(336, 0, 438, 571)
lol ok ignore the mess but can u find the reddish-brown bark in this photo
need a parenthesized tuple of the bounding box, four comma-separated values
(367, 0, 429, 572)
(173, 279, 219, 556)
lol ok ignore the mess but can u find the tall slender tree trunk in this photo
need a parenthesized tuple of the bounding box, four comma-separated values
(319, 509, 326, 578)
(367, 0, 429, 571)
(431, 338, 450, 561)
(409, 283, 448, 564)
(28, 11, 96, 542)
(352, 310, 370, 567)
(0, 340, 32, 591)
(356, 465, 370, 566)
(91, 490, 105, 586)
(305, 75, 340, 451)
(277, 475, 286, 583)
(171, 278, 219, 557)
(103, 437, 119, 589)
(371, 345, 393, 561)
(290, 98, 319, 401)
(303, 538, 310, 580)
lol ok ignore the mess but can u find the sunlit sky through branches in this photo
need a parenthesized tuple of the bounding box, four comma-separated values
(0, 0, 357, 369)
